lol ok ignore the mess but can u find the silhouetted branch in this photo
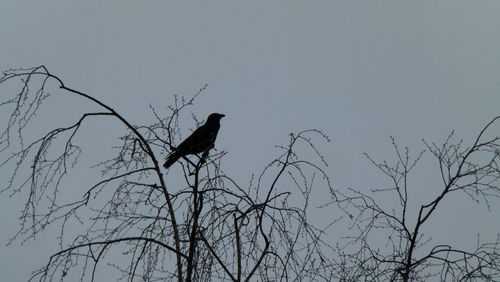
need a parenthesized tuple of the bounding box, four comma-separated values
(333, 116, 499, 281)
(1, 66, 335, 281)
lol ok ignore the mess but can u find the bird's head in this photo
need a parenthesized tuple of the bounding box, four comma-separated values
(207, 113, 225, 123)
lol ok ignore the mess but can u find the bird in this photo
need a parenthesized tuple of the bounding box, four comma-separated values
(163, 113, 225, 169)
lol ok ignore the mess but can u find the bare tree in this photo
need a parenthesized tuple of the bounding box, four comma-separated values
(1, 66, 334, 281)
(328, 117, 500, 281)
(1, 66, 498, 282)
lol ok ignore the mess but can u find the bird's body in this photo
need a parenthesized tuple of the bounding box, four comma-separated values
(163, 113, 225, 168)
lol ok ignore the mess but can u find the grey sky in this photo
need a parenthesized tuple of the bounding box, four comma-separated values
(1, 1, 499, 281)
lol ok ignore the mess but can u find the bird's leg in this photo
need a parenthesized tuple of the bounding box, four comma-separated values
(197, 149, 210, 167)
(188, 151, 210, 175)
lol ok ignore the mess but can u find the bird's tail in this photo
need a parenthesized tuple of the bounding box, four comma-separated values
(163, 151, 181, 169)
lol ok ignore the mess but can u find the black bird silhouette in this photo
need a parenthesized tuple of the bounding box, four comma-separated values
(163, 113, 225, 169)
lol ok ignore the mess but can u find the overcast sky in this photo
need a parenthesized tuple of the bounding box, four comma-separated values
(1, 1, 499, 281)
